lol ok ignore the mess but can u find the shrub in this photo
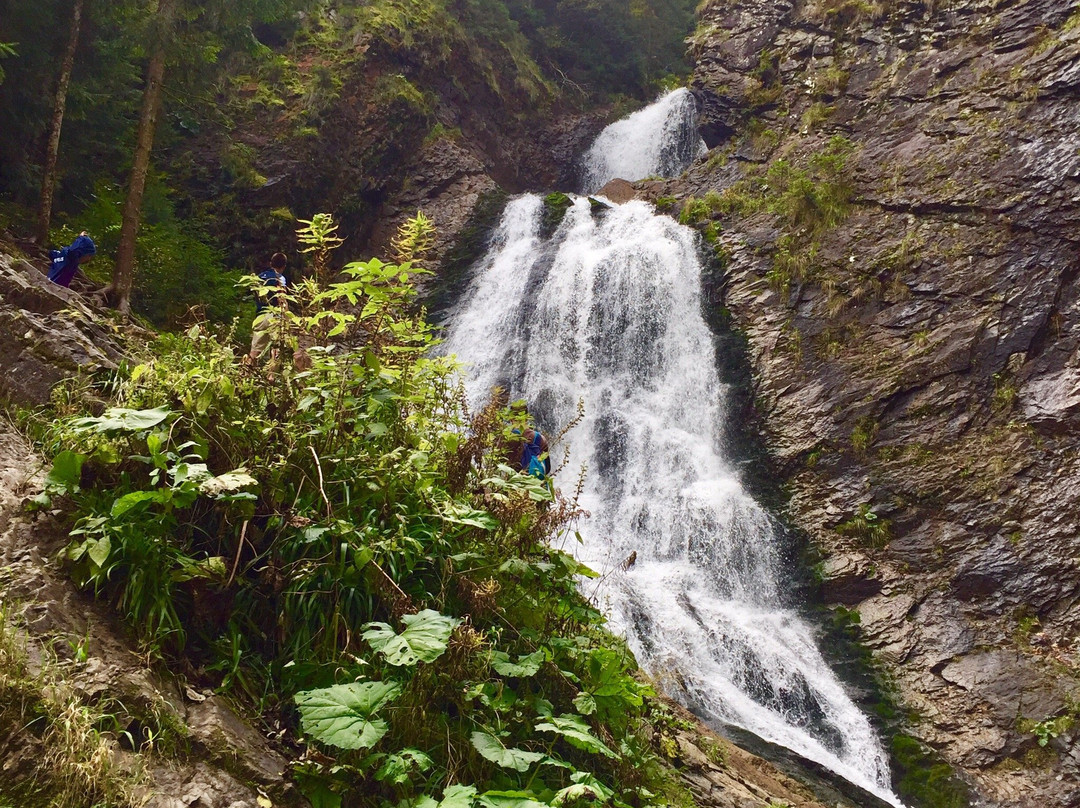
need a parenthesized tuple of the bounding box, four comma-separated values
(37, 215, 680, 807)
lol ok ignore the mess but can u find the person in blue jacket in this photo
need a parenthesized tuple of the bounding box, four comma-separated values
(247, 252, 289, 363)
(518, 425, 551, 479)
(47, 232, 96, 287)
(496, 390, 551, 479)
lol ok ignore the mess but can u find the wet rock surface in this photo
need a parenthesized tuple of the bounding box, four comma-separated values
(650, 0, 1080, 804)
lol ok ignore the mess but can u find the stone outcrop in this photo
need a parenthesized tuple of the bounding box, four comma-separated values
(0, 249, 124, 406)
(646, 0, 1080, 804)
(366, 111, 608, 268)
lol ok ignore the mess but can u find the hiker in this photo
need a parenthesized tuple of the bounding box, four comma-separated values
(495, 389, 551, 479)
(517, 424, 551, 479)
(247, 252, 289, 363)
(47, 232, 96, 288)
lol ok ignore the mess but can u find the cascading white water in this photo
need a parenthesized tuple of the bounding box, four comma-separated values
(580, 87, 707, 193)
(443, 91, 902, 805)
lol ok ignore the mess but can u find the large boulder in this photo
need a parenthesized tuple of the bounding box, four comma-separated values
(0, 247, 124, 405)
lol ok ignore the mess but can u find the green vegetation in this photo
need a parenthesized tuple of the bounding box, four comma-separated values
(806, 0, 887, 29)
(0, 605, 153, 807)
(677, 136, 857, 296)
(801, 102, 834, 131)
(542, 192, 574, 238)
(890, 734, 970, 808)
(24, 215, 690, 807)
(0, 0, 697, 326)
(835, 503, 891, 548)
(1023, 713, 1074, 748)
(1018, 696, 1080, 753)
(850, 415, 878, 453)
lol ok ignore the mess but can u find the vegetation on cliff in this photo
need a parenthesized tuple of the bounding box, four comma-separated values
(18, 216, 693, 807)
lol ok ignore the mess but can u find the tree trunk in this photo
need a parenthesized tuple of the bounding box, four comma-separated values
(110, 42, 166, 314)
(36, 0, 84, 246)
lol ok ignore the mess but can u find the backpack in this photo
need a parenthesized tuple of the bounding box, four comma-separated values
(255, 268, 286, 311)
(521, 431, 547, 479)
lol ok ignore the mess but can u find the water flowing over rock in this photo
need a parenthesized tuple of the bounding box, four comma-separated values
(579, 88, 707, 193)
(442, 93, 901, 805)
(644, 0, 1080, 804)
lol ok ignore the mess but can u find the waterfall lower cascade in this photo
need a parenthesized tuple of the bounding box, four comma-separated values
(443, 90, 902, 806)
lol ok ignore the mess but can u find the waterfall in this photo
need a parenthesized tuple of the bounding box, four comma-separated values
(442, 90, 902, 805)
(580, 87, 706, 193)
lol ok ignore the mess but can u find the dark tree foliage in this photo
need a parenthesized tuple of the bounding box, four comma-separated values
(505, 0, 698, 95)
(0, 0, 697, 326)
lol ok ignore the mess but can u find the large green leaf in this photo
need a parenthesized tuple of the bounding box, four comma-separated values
(71, 406, 172, 433)
(572, 692, 597, 716)
(534, 714, 617, 758)
(491, 650, 544, 678)
(476, 791, 547, 808)
(373, 748, 433, 785)
(553, 772, 613, 805)
(363, 609, 459, 667)
(294, 681, 401, 750)
(439, 502, 498, 530)
(439, 784, 478, 808)
(111, 490, 165, 517)
(469, 731, 544, 772)
(199, 469, 258, 498)
(44, 450, 86, 495)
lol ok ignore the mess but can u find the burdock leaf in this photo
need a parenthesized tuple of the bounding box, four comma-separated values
(294, 681, 400, 750)
(363, 609, 459, 666)
(469, 731, 545, 772)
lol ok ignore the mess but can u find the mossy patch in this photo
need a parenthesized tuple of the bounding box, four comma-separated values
(891, 734, 970, 808)
(541, 192, 574, 238)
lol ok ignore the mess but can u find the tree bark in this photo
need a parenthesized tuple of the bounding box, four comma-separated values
(110, 44, 166, 314)
(36, 0, 84, 246)
(111, 0, 177, 314)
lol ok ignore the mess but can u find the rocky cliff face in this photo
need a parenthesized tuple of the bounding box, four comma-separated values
(651, 0, 1080, 804)
(0, 249, 124, 407)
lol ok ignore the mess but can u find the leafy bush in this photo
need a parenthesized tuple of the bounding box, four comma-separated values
(37, 216, 680, 807)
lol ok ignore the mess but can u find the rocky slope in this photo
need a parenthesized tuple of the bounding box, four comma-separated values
(647, 0, 1080, 804)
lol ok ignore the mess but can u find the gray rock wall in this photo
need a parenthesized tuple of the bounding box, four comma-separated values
(0, 249, 123, 406)
(648, 0, 1080, 804)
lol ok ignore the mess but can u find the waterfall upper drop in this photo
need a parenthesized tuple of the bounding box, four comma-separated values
(580, 88, 706, 193)
(442, 91, 903, 806)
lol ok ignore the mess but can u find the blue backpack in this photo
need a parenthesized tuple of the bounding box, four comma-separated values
(521, 431, 547, 479)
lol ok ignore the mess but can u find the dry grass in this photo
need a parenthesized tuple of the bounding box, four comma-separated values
(0, 606, 148, 807)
